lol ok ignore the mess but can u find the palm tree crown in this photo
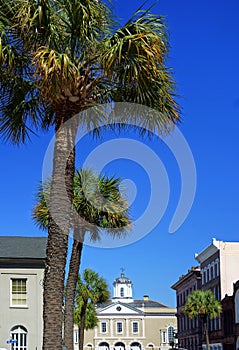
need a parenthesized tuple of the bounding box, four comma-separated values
(184, 289, 222, 350)
(0, 0, 180, 144)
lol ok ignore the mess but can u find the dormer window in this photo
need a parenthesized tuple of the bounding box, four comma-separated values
(120, 287, 124, 297)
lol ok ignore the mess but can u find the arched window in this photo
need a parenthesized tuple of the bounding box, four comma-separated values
(168, 326, 174, 342)
(214, 259, 219, 277)
(211, 262, 215, 279)
(114, 342, 125, 350)
(10, 325, 27, 350)
(99, 342, 110, 350)
(130, 342, 141, 350)
(120, 287, 124, 297)
(235, 290, 239, 323)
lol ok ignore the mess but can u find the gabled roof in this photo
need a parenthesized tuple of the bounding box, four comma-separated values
(97, 298, 173, 317)
(97, 301, 144, 315)
(0, 236, 47, 259)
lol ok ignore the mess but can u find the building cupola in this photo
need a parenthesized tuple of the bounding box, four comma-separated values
(113, 270, 133, 303)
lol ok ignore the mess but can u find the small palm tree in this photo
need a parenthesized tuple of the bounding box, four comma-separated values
(183, 290, 222, 350)
(74, 302, 98, 337)
(32, 169, 130, 349)
(74, 269, 110, 350)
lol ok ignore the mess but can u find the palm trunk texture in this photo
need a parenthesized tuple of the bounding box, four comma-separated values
(79, 302, 87, 350)
(43, 115, 77, 350)
(64, 234, 84, 350)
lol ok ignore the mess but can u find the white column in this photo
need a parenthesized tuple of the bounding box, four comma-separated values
(126, 319, 129, 338)
(142, 318, 145, 338)
(110, 319, 114, 337)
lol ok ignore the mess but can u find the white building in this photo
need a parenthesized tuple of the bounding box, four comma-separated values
(0, 236, 176, 350)
(0, 236, 46, 350)
(76, 272, 177, 350)
(195, 238, 239, 299)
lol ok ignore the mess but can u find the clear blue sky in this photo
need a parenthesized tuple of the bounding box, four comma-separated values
(1, 0, 239, 307)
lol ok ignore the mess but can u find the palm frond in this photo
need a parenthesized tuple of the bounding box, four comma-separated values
(100, 8, 180, 131)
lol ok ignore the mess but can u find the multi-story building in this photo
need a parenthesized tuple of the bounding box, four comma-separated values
(195, 238, 239, 348)
(0, 236, 176, 350)
(195, 238, 239, 300)
(0, 236, 46, 350)
(171, 266, 202, 350)
(172, 238, 239, 350)
(78, 272, 177, 350)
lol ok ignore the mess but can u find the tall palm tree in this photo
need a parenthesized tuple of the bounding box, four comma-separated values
(33, 169, 131, 350)
(74, 269, 110, 350)
(183, 290, 222, 350)
(1, 1, 180, 348)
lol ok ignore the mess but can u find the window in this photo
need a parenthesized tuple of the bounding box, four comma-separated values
(11, 279, 27, 306)
(201, 270, 204, 285)
(161, 330, 166, 343)
(168, 326, 174, 342)
(132, 322, 139, 333)
(235, 290, 239, 323)
(74, 329, 79, 343)
(131, 342, 141, 350)
(120, 287, 124, 297)
(214, 259, 219, 277)
(10, 325, 27, 350)
(211, 263, 214, 279)
(101, 322, 107, 333)
(207, 268, 210, 282)
(116, 322, 123, 334)
(99, 342, 110, 350)
(204, 269, 207, 283)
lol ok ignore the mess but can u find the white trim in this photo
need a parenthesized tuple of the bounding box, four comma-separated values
(10, 278, 28, 308)
(10, 325, 28, 350)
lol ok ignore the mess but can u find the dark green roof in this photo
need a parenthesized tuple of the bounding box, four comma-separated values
(0, 236, 47, 259)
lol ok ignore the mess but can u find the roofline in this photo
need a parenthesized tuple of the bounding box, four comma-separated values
(195, 238, 220, 263)
(0, 257, 45, 267)
(171, 267, 201, 289)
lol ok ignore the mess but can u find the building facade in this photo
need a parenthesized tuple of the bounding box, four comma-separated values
(171, 266, 202, 350)
(76, 272, 177, 350)
(195, 238, 239, 349)
(172, 238, 239, 350)
(0, 236, 46, 350)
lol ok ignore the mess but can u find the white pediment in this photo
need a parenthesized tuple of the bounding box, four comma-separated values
(97, 302, 143, 315)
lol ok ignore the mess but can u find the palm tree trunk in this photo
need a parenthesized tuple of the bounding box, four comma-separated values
(64, 228, 84, 350)
(204, 321, 210, 350)
(43, 115, 77, 350)
(79, 302, 87, 350)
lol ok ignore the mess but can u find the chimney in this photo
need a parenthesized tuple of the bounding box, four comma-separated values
(143, 295, 149, 301)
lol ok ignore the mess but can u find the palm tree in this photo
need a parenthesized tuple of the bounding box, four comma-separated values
(74, 269, 110, 350)
(1, 1, 180, 348)
(32, 169, 130, 349)
(74, 301, 98, 346)
(183, 290, 222, 350)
